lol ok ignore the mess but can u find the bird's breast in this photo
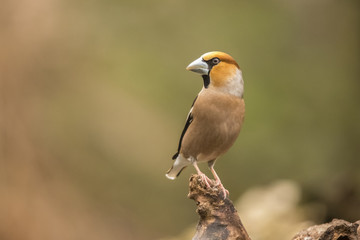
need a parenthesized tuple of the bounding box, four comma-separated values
(181, 91, 245, 162)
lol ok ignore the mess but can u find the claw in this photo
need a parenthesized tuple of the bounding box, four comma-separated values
(192, 160, 229, 197)
(198, 173, 212, 189)
(215, 181, 229, 198)
(211, 166, 229, 199)
(192, 161, 213, 189)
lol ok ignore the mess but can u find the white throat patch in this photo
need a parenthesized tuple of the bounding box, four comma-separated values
(216, 68, 244, 98)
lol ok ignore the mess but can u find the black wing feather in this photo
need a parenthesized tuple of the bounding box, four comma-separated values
(172, 96, 198, 160)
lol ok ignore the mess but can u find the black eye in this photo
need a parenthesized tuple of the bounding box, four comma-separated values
(211, 58, 220, 65)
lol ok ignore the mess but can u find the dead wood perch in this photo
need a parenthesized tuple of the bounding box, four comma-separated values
(188, 174, 251, 240)
(292, 219, 360, 240)
(187, 174, 360, 240)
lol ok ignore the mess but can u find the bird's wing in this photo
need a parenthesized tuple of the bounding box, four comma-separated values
(172, 96, 198, 160)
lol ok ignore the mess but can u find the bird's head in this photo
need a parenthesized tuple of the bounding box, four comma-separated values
(186, 51, 243, 97)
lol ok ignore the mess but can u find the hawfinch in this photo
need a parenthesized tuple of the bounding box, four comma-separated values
(166, 51, 245, 197)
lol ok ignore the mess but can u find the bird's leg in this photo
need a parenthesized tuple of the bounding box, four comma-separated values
(192, 161, 212, 189)
(208, 161, 229, 198)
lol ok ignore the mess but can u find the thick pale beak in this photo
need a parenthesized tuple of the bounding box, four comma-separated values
(186, 57, 209, 75)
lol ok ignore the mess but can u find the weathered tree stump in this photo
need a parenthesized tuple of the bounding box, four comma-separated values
(187, 174, 360, 240)
(188, 174, 251, 240)
(292, 219, 360, 240)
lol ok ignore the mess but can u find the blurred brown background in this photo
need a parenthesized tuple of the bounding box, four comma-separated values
(1, 0, 359, 239)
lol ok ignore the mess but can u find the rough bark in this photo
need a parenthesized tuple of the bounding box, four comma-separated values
(187, 174, 360, 240)
(292, 219, 360, 240)
(188, 174, 251, 240)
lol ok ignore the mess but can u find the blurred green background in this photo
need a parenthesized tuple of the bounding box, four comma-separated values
(1, 0, 359, 239)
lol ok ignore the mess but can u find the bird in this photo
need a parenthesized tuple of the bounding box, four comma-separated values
(165, 51, 245, 197)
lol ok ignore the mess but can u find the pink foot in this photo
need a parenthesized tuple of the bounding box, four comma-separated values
(198, 173, 213, 189)
(215, 180, 229, 199)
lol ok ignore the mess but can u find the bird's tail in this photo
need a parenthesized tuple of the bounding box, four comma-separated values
(165, 155, 190, 180)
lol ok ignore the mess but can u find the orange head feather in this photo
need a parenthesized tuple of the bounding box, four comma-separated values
(201, 51, 240, 88)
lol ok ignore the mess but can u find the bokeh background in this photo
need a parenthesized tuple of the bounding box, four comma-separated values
(1, 0, 359, 239)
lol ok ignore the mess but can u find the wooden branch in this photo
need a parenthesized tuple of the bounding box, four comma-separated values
(292, 219, 360, 240)
(188, 174, 251, 240)
(187, 174, 360, 240)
